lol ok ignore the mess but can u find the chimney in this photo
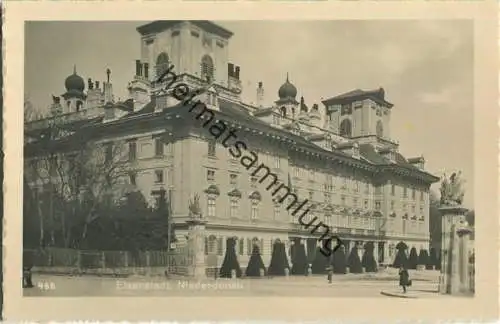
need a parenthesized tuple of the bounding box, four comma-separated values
(256, 82, 264, 108)
(144, 63, 149, 79)
(235, 66, 240, 80)
(408, 156, 425, 169)
(135, 60, 141, 76)
(228, 63, 234, 78)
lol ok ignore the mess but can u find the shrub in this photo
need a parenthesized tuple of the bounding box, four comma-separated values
(418, 249, 429, 267)
(311, 247, 330, 274)
(219, 238, 242, 278)
(268, 242, 290, 276)
(245, 244, 266, 277)
(348, 246, 363, 273)
(408, 247, 419, 270)
(393, 244, 408, 268)
(291, 243, 308, 275)
(332, 245, 347, 274)
(361, 242, 377, 273)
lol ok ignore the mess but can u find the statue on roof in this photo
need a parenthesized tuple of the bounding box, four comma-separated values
(440, 171, 465, 206)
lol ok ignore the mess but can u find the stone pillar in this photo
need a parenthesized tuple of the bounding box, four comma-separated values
(438, 206, 471, 295)
(186, 217, 208, 279)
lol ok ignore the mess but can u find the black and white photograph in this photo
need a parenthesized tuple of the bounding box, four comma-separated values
(3, 1, 498, 321)
(22, 19, 477, 298)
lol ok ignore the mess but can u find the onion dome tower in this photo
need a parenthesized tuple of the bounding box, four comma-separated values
(62, 65, 87, 113)
(275, 73, 299, 121)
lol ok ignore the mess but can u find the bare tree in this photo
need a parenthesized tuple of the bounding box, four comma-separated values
(24, 116, 129, 248)
(24, 97, 44, 122)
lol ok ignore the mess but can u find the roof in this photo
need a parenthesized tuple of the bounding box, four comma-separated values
(136, 20, 233, 39)
(322, 88, 394, 108)
(25, 96, 438, 183)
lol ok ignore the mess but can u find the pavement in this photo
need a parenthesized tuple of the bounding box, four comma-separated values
(23, 271, 443, 298)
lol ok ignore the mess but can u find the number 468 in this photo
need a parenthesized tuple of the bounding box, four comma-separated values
(37, 281, 56, 290)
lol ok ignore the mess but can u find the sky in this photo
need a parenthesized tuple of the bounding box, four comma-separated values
(24, 20, 474, 207)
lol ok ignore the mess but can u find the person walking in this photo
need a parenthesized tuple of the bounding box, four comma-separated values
(326, 264, 333, 284)
(398, 265, 410, 293)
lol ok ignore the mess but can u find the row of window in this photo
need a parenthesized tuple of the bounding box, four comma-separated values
(205, 237, 267, 256)
(156, 52, 215, 83)
(127, 169, 167, 186)
(207, 142, 426, 201)
(104, 139, 171, 163)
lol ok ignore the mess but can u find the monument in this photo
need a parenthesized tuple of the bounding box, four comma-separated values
(186, 193, 207, 279)
(438, 172, 473, 295)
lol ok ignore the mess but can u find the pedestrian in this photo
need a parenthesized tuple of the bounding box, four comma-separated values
(398, 265, 410, 293)
(327, 264, 333, 284)
(23, 250, 34, 288)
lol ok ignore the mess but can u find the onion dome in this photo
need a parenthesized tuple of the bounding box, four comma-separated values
(278, 73, 297, 99)
(64, 65, 85, 92)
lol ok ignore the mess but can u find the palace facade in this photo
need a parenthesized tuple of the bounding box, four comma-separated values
(25, 20, 439, 268)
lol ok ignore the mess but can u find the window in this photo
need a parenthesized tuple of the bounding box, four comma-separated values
(375, 201, 381, 210)
(239, 238, 244, 255)
(154, 170, 164, 183)
(201, 55, 214, 82)
(353, 198, 358, 208)
(207, 197, 216, 217)
(251, 202, 259, 220)
(411, 205, 416, 214)
(339, 119, 352, 137)
(420, 205, 424, 215)
(76, 101, 83, 112)
(420, 191, 424, 201)
(324, 192, 331, 203)
(207, 235, 217, 254)
(217, 237, 223, 256)
(340, 103, 352, 116)
(364, 182, 370, 194)
(274, 156, 280, 169)
(342, 178, 347, 189)
(353, 179, 359, 192)
(128, 141, 137, 161)
(412, 188, 416, 199)
(230, 199, 239, 218)
(207, 169, 215, 181)
(229, 173, 238, 186)
(156, 52, 170, 78)
(376, 120, 384, 137)
(104, 143, 113, 163)
(364, 200, 369, 210)
(309, 169, 315, 181)
(129, 172, 137, 186)
(274, 205, 280, 219)
(341, 195, 346, 206)
(309, 191, 314, 201)
(390, 201, 395, 210)
(391, 184, 396, 196)
(294, 167, 300, 178)
(208, 140, 216, 157)
(250, 176, 258, 188)
(403, 187, 408, 198)
(154, 138, 164, 157)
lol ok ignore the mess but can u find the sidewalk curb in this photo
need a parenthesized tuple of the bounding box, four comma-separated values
(380, 290, 418, 299)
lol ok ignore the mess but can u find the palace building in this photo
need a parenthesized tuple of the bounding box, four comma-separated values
(25, 20, 440, 268)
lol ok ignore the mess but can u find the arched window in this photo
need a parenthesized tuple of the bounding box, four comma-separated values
(340, 119, 352, 137)
(207, 235, 217, 254)
(280, 106, 287, 118)
(376, 120, 384, 138)
(76, 101, 83, 112)
(201, 55, 214, 82)
(156, 52, 169, 78)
